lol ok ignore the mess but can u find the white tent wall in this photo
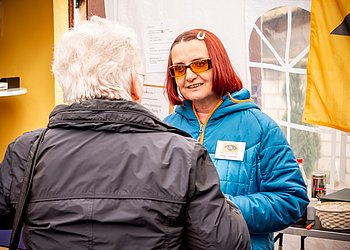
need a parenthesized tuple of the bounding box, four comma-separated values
(105, 0, 247, 82)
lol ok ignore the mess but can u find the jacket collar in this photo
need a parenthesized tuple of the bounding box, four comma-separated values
(48, 99, 190, 137)
(175, 88, 260, 121)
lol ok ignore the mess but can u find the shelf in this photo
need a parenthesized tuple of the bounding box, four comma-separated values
(0, 88, 27, 97)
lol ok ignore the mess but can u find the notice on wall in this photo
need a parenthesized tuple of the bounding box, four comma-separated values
(141, 85, 170, 120)
(143, 22, 177, 73)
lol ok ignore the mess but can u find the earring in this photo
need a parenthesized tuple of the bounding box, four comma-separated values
(177, 86, 184, 100)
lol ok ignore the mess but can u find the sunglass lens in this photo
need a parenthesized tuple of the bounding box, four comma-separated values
(169, 59, 211, 78)
(190, 60, 209, 73)
(173, 65, 186, 77)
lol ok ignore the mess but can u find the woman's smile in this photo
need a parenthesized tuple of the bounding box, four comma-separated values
(187, 82, 204, 89)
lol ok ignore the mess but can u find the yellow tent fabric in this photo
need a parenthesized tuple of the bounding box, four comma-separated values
(303, 0, 350, 132)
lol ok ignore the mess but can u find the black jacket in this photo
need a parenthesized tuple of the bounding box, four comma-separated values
(0, 99, 250, 250)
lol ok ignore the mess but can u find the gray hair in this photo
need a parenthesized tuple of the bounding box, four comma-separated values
(52, 16, 143, 104)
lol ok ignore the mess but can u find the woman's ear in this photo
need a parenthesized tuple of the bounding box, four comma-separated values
(131, 74, 142, 103)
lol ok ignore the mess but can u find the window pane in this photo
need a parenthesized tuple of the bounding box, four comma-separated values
(286, 127, 321, 179)
(289, 73, 306, 125)
(249, 18, 261, 63)
(261, 6, 288, 64)
(294, 52, 309, 68)
(290, 7, 310, 64)
(250, 67, 262, 107)
(260, 68, 287, 121)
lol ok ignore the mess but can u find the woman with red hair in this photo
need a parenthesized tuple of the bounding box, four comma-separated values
(164, 29, 309, 250)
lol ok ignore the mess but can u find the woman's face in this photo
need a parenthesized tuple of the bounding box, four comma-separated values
(170, 39, 220, 108)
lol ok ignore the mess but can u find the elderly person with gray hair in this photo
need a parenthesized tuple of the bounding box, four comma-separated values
(0, 16, 250, 250)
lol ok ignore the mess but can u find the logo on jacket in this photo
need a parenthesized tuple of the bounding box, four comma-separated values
(223, 143, 238, 153)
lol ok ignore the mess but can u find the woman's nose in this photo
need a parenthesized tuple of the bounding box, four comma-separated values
(185, 67, 197, 81)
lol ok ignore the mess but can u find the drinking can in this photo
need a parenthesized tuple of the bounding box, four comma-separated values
(311, 173, 326, 198)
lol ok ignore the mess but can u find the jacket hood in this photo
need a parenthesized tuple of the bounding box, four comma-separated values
(49, 99, 190, 136)
(175, 88, 260, 121)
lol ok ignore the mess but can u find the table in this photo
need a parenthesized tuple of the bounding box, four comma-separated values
(274, 218, 350, 250)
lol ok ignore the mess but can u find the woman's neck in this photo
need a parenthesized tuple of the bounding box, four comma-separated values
(193, 96, 221, 114)
(194, 97, 222, 123)
(197, 112, 210, 124)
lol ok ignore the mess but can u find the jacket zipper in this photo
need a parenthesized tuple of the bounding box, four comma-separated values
(197, 122, 204, 141)
(192, 99, 223, 144)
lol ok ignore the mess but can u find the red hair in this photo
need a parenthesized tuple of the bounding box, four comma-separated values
(165, 29, 243, 106)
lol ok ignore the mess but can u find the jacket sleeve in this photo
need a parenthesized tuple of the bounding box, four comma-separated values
(0, 142, 16, 229)
(0, 130, 42, 229)
(185, 143, 250, 250)
(228, 121, 310, 233)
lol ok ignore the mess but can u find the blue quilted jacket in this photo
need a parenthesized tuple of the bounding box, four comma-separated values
(164, 88, 309, 250)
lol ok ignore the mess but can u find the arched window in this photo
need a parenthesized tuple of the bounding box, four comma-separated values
(248, 6, 349, 189)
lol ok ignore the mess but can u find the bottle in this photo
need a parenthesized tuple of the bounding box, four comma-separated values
(297, 157, 308, 222)
(307, 198, 318, 221)
(297, 158, 308, 187)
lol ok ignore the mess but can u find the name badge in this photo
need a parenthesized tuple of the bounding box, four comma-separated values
(214, 140, 246, 161)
